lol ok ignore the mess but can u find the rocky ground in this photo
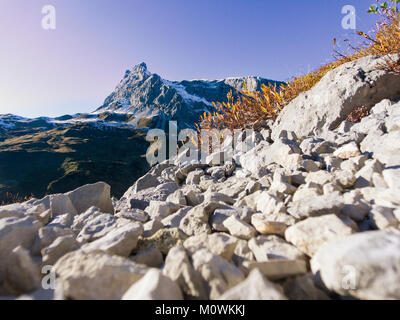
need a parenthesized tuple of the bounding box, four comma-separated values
(0, 54, 400, 300)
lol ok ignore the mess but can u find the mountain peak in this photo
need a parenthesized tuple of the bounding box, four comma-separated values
(132, 62, 148, 73)
(124, 62, 149, 79)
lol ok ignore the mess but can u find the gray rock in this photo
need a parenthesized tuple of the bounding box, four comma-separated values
(386, 115, 400, 132)
(48, 213, 75, 228)
(305, 170, 335, 185)
(256, 192, 287, 215)
(354, 159, 384, 188)
(218, 269, 287, 300)
(340, 154, 368, 173)
(115, 209, 149, 223)
(0, 217, 42, 283)
(182, 185, 204, 206)
(186, 169, 204, 185)
(206, 166, 226, 180)
(120, 181, 179, 211)
(251, 215, 288, 236)
(351, 112, 387, 135)
(299, 137, 331, 156)
(31, 225, 75, 256)
(283, 273, 331, 300)
(245, 181, 261, 195)
(334, 170, 356, 189)
(145, 201, 181, 220)
(0, 202, 49, 224)
(82, 222, 143, 256)
(71, 206, 101, 231)
(204, 192, 235, 205)
(122, 269, 183, 300)
(370, 99, 392, 114)
(163, 246, 208, 299)
(333, 142, 361, 159)
(211, 207, 254, 233)
(180, 202, 227, 236)
(248, 235, 306, 262)
(324, 156, 343, 172)
(183, 233, 238, 261)
(41, 235, 80, 265)
(360, 130, 400, 167)
(311, 230, 400, 300)
(66, 182, 114, 214)
(161, 167, 184, 184)
(47, 194, 78, 217)
(76, 213, 116, 243)
(4, 246, 41, 295)
(161, 207, 191, 229)
(54, 250, 148, 300)
(369, 206, 398, 229)
(285, 215, 355, 257)
(223, 216, 257, 240)
(206, 151, 226, 166)
(382, 168, 400, 190)
(341, 191, 371, 221)
(192, 248, 245, 299)
(323, 183, 343, 195)
(128, 197, 151, 211)
(287, 193, 345, 219)
(239, 139, 301, 174)
(244, 259, 308, 280)
(142, 219, 164, 237)
(337, 120, 354, 134)
(166, 190, 187, 206)
(292, 182, 322, 202)
(132, 172, 161, 193)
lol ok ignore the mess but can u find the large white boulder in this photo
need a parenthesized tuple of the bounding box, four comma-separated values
(54, 250, 148, 300)
(0, 217, 42, 284)
(66, 182, 114, 214)
(272, 54, 400, 139)
(311, 231, 400, 300)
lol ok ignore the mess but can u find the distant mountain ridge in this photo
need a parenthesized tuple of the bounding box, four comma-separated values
(1, 63, 281, 134)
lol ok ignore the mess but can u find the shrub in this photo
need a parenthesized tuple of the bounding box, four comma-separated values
(346, 106, 370, 123)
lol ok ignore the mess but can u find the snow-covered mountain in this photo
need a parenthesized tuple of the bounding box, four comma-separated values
(94, 62, 281, 130)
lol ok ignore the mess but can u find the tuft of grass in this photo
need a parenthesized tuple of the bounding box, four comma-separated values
(1, 192, 34, 206)
(196, 2, 400, 133)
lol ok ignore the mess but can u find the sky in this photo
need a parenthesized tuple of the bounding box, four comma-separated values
(0, 0, 378, 118)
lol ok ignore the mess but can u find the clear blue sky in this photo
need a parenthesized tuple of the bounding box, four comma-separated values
(0, 0, 377, 118)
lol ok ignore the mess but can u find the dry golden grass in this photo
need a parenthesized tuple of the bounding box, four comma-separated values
(1, 192, 34, 205)
(196, 4, 400, 133)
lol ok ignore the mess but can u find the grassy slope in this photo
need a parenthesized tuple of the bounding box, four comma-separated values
(0, 124, 150, 203)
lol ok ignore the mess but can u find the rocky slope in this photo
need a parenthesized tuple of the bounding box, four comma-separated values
(0, 64, 276, 203)
(0, 54, 400, 300)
